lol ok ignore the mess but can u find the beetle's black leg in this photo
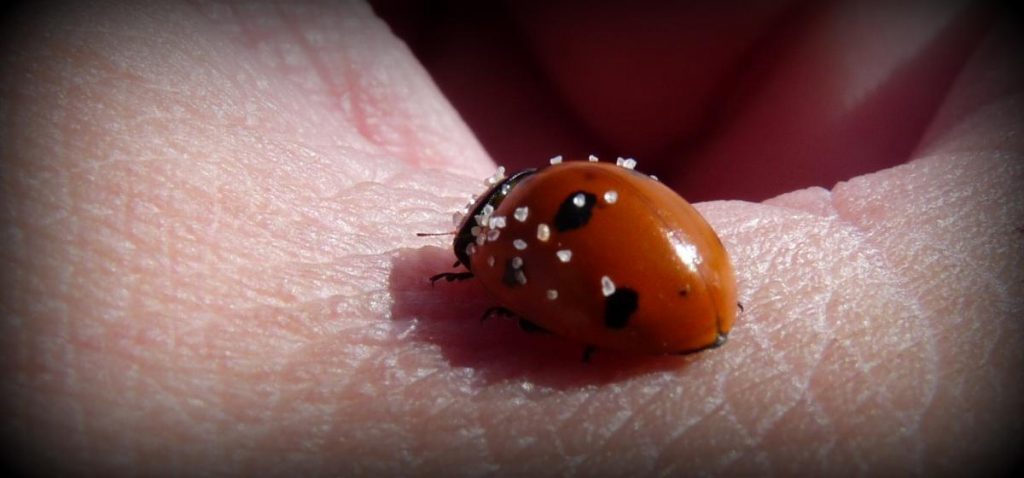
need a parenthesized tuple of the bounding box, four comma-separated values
(429, 271, 474, 285)
(581, 345, 597, 363)
(737, 302, 745, 312)
(480, 306, 516, 323)
(672, 333, 728, 355)
(452, 260, 462, 268)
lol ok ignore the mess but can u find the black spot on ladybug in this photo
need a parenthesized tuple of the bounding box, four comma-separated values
(679, 284, 691, 297)
(604, 288, 639, 329)
(502, 258, 524, 288)
(517, 318, 549, 334)
(554, 191, 597, 232)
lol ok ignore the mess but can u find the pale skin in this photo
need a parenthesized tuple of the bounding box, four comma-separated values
(1, 1, 1021, 475)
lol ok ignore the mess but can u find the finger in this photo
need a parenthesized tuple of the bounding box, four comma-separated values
(742, 14, 1024, 472)
(508, 1, 795, 162)
(0, 1, 490, 473)
(403, 1, 997, 201)
(374, 1, 599, 174)
(665, 0, 995, 201)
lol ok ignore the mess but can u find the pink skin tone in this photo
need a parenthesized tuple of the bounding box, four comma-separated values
(1, 1, 1021, 475)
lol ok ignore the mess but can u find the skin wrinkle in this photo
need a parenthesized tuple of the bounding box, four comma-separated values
(575, 384, 664, 473)
(213, 2, 488, 176)
(468, 397, 524, 470)
(702, 408, 756, 473)
(507, 390, 573, 472)
(546, 385, 612, 461)
(614, 382, 688, 468)
(776, 351, 839, 456)
(708, 204, 933, 470)
(724, 331, 797, 423)
(835, 152, 1019, 433)
(720, 410, 761, 471)
(719, 322, 825, 471)
(488, 395, 560, 472)
(273, 5, 375, 148)
(715, 406, 762, 472)
(600, 396, 666, 474)
(830, 340, 905, 470)
(826, 177, 937, 385)
(651, 374, 730, 470)
(239, 2, 486, 175)
(531, 396, 587, 464)
(733, 356, 800, 439)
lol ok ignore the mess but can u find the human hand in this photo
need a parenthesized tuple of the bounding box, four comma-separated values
(2, 1, 1020, 475)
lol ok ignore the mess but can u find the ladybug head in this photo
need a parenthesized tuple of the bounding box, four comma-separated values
(453, 168, 536, 269)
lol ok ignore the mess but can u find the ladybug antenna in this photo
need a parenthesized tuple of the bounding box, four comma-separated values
(416, 231, 456, 237)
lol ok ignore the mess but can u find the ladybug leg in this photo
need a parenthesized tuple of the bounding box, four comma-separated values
(480, 306, 516, 323)
(480, 310, 550, 335)
(581, 345, 597, 363)
(429, 271, 474, 285)
(737, 302, 745, 312)
(671, 333, 728, 355)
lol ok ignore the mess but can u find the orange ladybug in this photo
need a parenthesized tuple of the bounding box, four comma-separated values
(431, 156, 738, 358)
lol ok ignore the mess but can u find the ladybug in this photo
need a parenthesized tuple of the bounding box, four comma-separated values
(430, 156, 738, 359)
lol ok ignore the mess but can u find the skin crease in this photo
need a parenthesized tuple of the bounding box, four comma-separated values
(0, 0, 1021, 475)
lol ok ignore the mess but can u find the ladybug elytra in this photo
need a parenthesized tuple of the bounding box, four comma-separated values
(431, 156, 738, 357)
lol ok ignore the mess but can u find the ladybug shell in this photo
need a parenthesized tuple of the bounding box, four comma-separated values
(456, 161, 736, 355)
